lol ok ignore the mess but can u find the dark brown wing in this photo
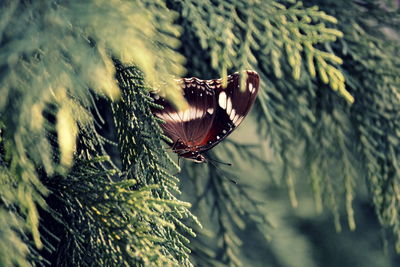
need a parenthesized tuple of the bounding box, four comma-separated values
(197, 70, 260, 151)
(151, 78, 216, 148)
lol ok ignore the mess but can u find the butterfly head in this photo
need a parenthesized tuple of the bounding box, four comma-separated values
(193, 154, 206, 163)
(178, 151, 206, 163)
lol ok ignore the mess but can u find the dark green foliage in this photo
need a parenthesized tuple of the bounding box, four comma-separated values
(42, 157, 191, 266)
(112, 64, 197, 265)
(37, 66, 196, 266)
(0, 0, 399, 266)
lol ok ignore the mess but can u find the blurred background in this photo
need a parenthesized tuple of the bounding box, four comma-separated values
(181, 117, 400, 266)
(174, 1, 400, 266)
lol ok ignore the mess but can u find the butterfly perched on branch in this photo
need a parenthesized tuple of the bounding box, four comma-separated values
(151, 70, 260, 163)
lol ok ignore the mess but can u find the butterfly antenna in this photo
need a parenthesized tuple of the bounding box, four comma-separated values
(206, 159, 237, 184)
(206, 156, 233, 166)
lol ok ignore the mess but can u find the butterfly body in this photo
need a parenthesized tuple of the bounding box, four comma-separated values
(151, 70, 260, 162)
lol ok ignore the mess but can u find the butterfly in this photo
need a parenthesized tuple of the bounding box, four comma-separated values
(151, 70, 260, 163)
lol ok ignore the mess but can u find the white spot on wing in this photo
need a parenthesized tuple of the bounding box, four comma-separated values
(207, 107, 214, 115)
(157, 107, 204, 122)
(249, 83, 256, 94)
(249, 83, 254, 93)
(230, 109, 236, 121)
(218, 91, 227, 109)
(233, 115, 244, 126)
(226, 97, 233, 114)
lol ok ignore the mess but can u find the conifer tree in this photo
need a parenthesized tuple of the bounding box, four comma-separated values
(0, 0, 399, 266)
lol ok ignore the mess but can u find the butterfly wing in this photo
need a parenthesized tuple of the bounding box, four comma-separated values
(197, 70, 260, 151)
(151, 78, 216, 148)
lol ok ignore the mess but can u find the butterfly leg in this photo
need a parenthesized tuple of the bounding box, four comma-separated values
(171, 138, 182, 151)
(162, 139, 182, 151)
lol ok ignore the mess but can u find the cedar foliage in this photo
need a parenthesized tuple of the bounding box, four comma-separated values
(0, 0, 399, 266)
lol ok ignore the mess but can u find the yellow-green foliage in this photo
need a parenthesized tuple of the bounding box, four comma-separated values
(178, 0, 352, 103)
